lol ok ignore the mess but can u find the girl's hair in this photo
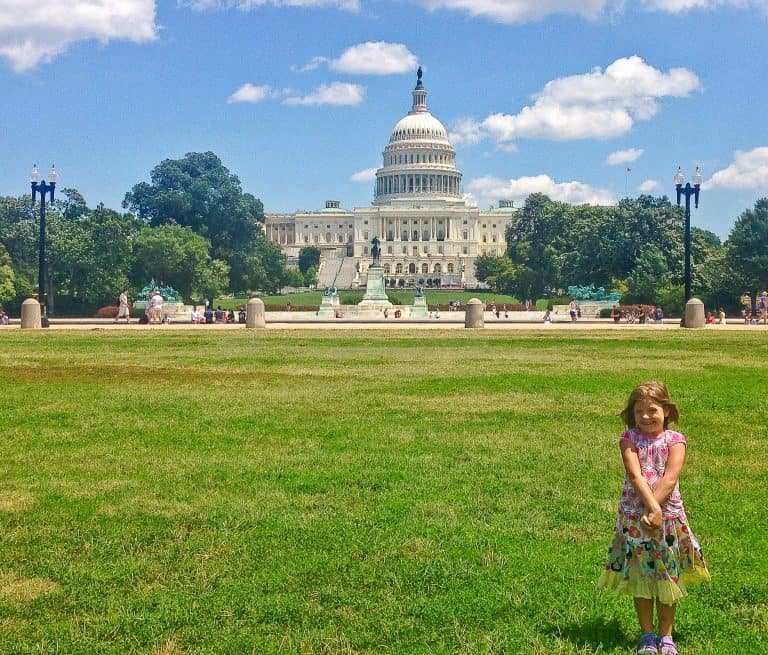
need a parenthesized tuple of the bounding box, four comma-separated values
(620, 380, 680, 428)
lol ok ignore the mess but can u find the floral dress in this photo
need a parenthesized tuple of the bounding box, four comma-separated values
(597, 428, 710, 603)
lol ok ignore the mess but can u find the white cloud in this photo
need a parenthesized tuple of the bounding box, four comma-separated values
(460, 57, 700, 147)
(409, 0, 608, 23)
(227, 83, 274, 103)
(331, 42, 418, 75)
(466, 174, 615, 209)
(640, 0, 768, 12)
(183, 0, 360, 11)
(704, 146, 768, 191)
(350, 168, 377, 182)
(284, 82, 365, 106)
(639, 179, 661, 192)
(0, 0, 157, 72)
(606, 148, 644, 166)
(405, 0, 768, 23)
(291, 56, 329, 73)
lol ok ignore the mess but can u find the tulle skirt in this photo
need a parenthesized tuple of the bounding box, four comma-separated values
(597, 513, 710, 604)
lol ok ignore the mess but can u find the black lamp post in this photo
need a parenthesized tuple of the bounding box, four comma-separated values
(674, 166, 702, 303)
(30, 164, 58, 317)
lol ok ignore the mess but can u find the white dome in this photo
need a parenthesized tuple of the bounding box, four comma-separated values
(389, 113, 450, 144)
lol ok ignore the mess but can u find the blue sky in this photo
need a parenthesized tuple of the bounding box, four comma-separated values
(2, 1, 767, 240)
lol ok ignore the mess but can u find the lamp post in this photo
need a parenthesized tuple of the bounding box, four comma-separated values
(30, 164, 58, 317)
(674, 166, 702, 303)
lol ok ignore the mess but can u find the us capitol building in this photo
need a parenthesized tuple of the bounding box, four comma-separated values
(264, 69, 518, 289)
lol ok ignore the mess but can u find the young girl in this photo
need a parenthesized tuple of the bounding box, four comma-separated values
(598, 381, 710, 655)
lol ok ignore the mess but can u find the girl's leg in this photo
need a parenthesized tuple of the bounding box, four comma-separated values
(633, 597, 655, 633)
(657, 601, 677, 637)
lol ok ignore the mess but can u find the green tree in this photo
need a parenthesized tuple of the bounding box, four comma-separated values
(0, 242, 16, 305)
(131, 224, 229, 301)
(298, 246, 321, 274)
(727, 198, 768, 297)
(49, 203, 141, 309)
(122, 152, 277, 293)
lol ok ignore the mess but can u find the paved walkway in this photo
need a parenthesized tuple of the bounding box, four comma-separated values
(0, 313, 760, 331)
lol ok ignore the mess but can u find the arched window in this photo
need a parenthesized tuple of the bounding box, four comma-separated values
(395, 263, 403, 274)
(325, 232, 331, 242)
(437, 230, 444, 241)
(401, 230, 408, 241)
(433, 264, 442, 274)
(447, 263, 454, 273)
(422, 230, 430, 241)
(412, 230, 419, 241)
(387, 230, 394, 241)
(421, 263, 428, 274)
(408, 263, 416, 274)
(383, 264, 391, 274)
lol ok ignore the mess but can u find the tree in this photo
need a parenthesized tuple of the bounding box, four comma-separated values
(298, 246, 321, 274)
(0, 242, 16, 305)
(123, 151, 263, 251)
(131, 224, 229, 301)
(727, 198, 768, 297)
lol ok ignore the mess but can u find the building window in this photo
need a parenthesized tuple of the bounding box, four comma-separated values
(447, 263, 454, 273)
(422, 230, 430, 241)
(463, 232, 468, 240)
(396, 263, 403, 274)
(462, 246, 468, 254)
(387, 246, 393, 254)
(402, 230, 408, 241)
(421, 263, 428, 274)
(364, 247, 369, 254)
(364, 231, 369, 240)
(434, 264, 442, 274)
(409, 263, 416, 274)
(412, 230, 419, 241)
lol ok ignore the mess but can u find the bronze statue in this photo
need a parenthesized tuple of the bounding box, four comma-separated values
(371, 236, 381, 265)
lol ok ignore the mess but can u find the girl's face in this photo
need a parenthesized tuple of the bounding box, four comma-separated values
(633, 399, 668, 436)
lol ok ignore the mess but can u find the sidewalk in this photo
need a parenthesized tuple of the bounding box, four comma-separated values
(0, 314, 758, 331)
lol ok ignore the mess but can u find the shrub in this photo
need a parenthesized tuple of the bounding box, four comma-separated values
(96, 306, 119, 318)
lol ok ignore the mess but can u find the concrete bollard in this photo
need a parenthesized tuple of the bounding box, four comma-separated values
(246, 297, 266, 329)
(465, 298, 485, 329)
(20, 298, 42, 329)
(683, 297, 705, 328)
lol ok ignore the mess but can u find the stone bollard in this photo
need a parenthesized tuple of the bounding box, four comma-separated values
(683, 297, 705, 328)
(465, 298, 485, 329)
(246, 296, 266, 329)
(20, 298, 42, 329)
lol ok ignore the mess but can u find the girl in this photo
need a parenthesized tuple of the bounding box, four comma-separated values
(598, 381, 710, 655)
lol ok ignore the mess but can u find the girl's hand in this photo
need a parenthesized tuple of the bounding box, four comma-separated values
(641, 509, 663, 537)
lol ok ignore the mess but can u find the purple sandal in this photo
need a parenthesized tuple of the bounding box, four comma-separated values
(636, 633, 658, 654)
(658, 636, 678, 655)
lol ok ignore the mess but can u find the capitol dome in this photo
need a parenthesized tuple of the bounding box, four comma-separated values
(389, 112, 450, 144)
(374, 68, 462, 204)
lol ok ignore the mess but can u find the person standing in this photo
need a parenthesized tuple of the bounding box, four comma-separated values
(597, 381, 710, 655)
(116, 288, 131, 324)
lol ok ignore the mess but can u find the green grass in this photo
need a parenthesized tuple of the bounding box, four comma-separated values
(0, 330, 765, 654)
(215, 291, 520, 309)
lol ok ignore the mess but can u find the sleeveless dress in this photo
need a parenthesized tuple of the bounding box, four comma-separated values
(597, 428, 710, 603)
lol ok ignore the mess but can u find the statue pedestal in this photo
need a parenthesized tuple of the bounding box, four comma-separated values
(317, 295, 336, 317)
(410, 295, 428, 317)
(358, 265, 393, 312)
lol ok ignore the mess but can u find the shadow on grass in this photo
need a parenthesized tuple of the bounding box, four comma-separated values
(542, 616, 627, 652)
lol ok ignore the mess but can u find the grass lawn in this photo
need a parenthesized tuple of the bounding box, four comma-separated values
(215, 291, 520, 310)
(0, 330, 765, 654)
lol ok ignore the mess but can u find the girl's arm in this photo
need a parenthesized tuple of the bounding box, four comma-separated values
(620, 440, 662, 517)
(652, 442, 686, 505)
